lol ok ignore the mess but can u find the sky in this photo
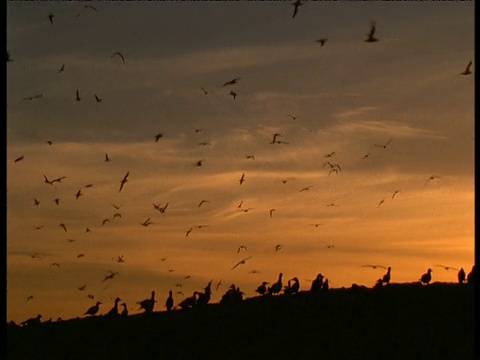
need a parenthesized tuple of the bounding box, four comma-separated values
(6, 1, 475, 323)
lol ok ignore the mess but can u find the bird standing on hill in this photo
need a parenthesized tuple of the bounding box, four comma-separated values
(255, 281, 269, 295)
(268, 273, 283, 295)
(84, 301, 102, 316)
(166, 290, 174, 311)
(382, 266, 391, 284)
(457, 268, 466, 284)
(420, 268, 433, 285)
(120, 303, 128, 316)
(106, 297, 122, 317)
(467, 265, 475, 284)
(138, 291, 156, 313)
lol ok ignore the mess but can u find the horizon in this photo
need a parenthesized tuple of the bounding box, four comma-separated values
(6, 1, 474, 323)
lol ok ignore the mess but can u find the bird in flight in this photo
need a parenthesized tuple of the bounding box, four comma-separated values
(269, 208, 276, 218)
(59, 223, 67, 232)
(153, 202, 169, 213)
(76, 90, 81, 102)
(51, 262, 60, 268)
(112, 213, 122, 219)
(200, 87, 209, 95)
(365, 22, 379, 43)
(237, 245, 248, 253)
(105, 153, 111, 162)
(245, 155, 255, 160)
(324, 152, 335, 158)
(94, 94, 102, 103)
(231, 256, 252, 270)
(275, 245, 282, 252)
(221, 77, 241, 87)
(154, 133, 163, 142)
(461, 61, 472, 75)
(7, 51, 13, 62)
(34, 198, 40, 207)
(46, 140, 53, 145)
(192, 126, 203, 133)
(292, 0, 303, 18)
(309, 223, 323, 227)
(316, 39, 328, 46)
(117, 255, 125, 263)
(281, 177, 295, 184)
(424, 175, 442, 186)
(76, 4, 98, 18)
(361, 152, 370, 160)
(374, 138, 393, 149)
(101, 271, 119, 283)
(270, 133, 281, 144)
(361, 264, 387, 269)
(299, 185, 314, 192)
(78, 285, 87, 291)
(378, 198, 385, 207)
(111, 51, 126, 64)
(229, 91, 237, 100)
(141, 218, 153, 227)
(112, 204, 121, 210)
(77, 253, 85, 259)
(23, 93, 43, 101)
(119, 172, 130, 192)
(195, 160, 205, 167)
(102, 218, 110, 226)
(287, 114, 299, 121)
(58, 64, 65, 74)
(198, 200, 210, 208)
(14, 155, 24, 163)
(48, 14, 54, 25)
(75, 189, 83, 200)
(434, 264, 458, 271)
(239, 173, 246, 185)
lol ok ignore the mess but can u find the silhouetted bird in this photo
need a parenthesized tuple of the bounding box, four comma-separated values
(322, 278, 329, 291)
(461, 61, 472, 75)
(229, 91, 237, 99)
(59, 223, 67, 232)
(101, 271, 118, 282)
(138, 291, 156, 313)
(239, 173, 245, 185)
(231, 256, 252, 270)
(166, 290, 174, 311)
(435, 264, 458, 271)
(268, 273, 283, 295)
(374, 138, 393, 149)
(269, 208, 276, 218)
(48, 14, 54, 25)
(120, 303, 128, 316)
(23, 93, 43, 101)
(284, 277, 300, 295)
(179, 292, 198, 310)
(198, 199, 210, 207)
(21, 314, 42, 327)
(155, 133, 163, 142)
(457, 268, 466, 284)
(220, 284, 244, 304)
(310, 273, 324, 293)
(95, 94, 102, 103)
(119, 171, 129, 192)
(382, 266, 391, 285)
(196, 281, 213, 306)
(365, 22, 379, 43)
(424, 175, 442, 186)
(34, 198, 40, 207)
(14, 155, 24, 163)
(255, 281, 269, 295)
(105, 153, 111, 162)
(111, 51, 126, 64)
(316, 39, 327, 46)
(84, 301, 102, 316)
(106, 297, 122, 317)
(467, 265, 475, 285)
(420, 268, 433, 285)
(58, 64, 65, 74)
(292, 0, 303, 18)
(221, 77, 241, 87)
(76, 90, 81, 102)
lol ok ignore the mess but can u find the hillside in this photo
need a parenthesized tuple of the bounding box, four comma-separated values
(7, 282, 475, 360)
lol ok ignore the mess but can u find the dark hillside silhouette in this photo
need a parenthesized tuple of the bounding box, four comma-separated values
(7, 282, 474, 360)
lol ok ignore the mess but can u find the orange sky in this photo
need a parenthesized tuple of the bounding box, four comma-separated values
(7, 2, 474, 323)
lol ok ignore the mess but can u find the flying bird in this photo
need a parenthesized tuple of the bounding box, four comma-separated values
(275, 244, 282, 252)
(101, 271, 119, 283)
(365, 22, 379, 43)
(102, 218, 110, 226)
(14, 155, 24, 163)
(33, 198, 40, 207)
(270, 133, 281, 144)
(78, 285, 87, 291)
(324, 152, 335, 158)
(76, 90, 81, 102)
(105, 153, 111, 162)
(116, 255, 125, 263)
(374, 138, 393, 149)
(112, 213, 122, 219)
(198, 200, 210, 208)
(76, 4, 98, 18)
(378, 198, 385, 207)
(75, 189, 82, 200)
(23, 93, 43, 101)
(221, 77, 241, 87)
(245, 155, 255, 160)
(94, 94, 102, 103)
(111, 51, 126, 64)
(362, 152, 370, 160)
(461, 61, 472, 75)
(434, 264, 458, 271)
(195, 160, 204, 167)
(59, 223, 67, 232)
(391, 190, 401, 199)
(316, 39, 327, 46)
(287, 114, 299, 120)
(141, 218, 153, 227)
(361, 264, 387, 269)
(46, 140, 53, 145)
(119, 172, 130, 192)
(231, 256, 252, 270)
(58, 64, 65, 74)
(237, 245, 248, 253)
(48, 14, 54, 25)
(292, 0, 303, 18)
(269, 208, 276, 218)
(154, 133, 163, 142)
(424, 175, 442, 186)
(281, 177, 295, 184)
(54, 198, 60, 205)
(229, 91, 237, 99)
(26, 295, 34, 302)
(200, 87, 209, 95)
(77, 253, 85, 258)
(299, 185, 314, 192)
(239, 173, 246, 185)
(50, 263, 60, 268)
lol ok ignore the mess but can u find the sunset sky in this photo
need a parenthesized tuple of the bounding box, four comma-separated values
(6, 1, 474, 323)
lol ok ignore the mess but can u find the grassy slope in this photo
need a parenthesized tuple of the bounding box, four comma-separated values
(7, 282, 475, 360)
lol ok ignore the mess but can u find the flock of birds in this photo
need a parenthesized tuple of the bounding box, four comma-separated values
(16, 263, 475, 327)
(7, 2, 474, 325)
